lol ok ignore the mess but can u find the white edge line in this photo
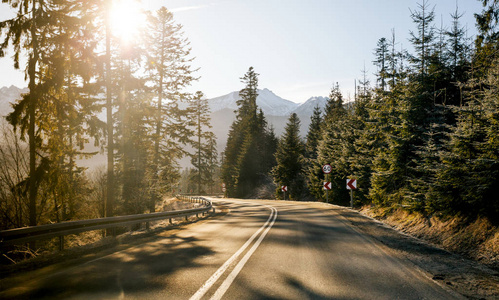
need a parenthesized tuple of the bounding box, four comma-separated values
(189, 206, 276, 300)
(210, 207, 278, 300)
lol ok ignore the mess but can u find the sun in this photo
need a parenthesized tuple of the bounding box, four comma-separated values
(109, 0, 146, 44)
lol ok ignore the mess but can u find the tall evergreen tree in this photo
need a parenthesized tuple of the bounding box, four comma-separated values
(1, 0, 49, 227)
(373, 37, 389, 91)
(475, 0, 499, 74)
(304, 106, 323, 199)
(221, 67, 275, 198)
(145, 6, 197, 210)
(409, 0, 436, 82)
(272, 113, 305, 200)
(189, 91, 217, 194)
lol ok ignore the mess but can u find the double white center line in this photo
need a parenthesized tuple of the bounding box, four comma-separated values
(190, 204, 278, 300)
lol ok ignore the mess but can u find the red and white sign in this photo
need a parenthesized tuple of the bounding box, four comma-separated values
(346, 179, 357, 190)
(322, 164, 332, 174)
(323, 182, 332, 190)
(281, 186, 288, 192)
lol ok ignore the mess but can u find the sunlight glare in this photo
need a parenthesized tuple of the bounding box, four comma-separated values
(110, 0, 146, 44)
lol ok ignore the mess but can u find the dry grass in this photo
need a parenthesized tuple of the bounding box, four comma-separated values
(1, 198, 204, 266)
(362, 206, 499, 269)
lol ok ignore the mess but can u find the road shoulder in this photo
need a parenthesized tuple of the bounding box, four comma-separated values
(320, 203, 499, 299)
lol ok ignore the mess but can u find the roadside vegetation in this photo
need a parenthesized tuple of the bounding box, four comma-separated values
(0, 3, 217, 233)
(223, 0, 499, 261)
(1, 0, 499, 268)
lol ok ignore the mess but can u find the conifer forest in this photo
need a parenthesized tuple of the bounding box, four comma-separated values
(0, 0, 499, 237)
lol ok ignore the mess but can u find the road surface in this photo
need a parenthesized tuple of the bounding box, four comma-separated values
(0, 198, 461, 299)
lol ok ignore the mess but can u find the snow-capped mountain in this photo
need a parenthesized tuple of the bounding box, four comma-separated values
(290, 96, 328, 117)
(0, 85, 329, 169)
(0, 85, 27, 117)
(208, 88, 299, 116)
(208, 91, 328, 157)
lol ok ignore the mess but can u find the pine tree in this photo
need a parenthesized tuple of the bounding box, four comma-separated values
(272, 113, 305, 200)
(221, 67, 275, 198)
(145, 6, 197, 210)
(475, 0, 499, 74)
(443, 5, 471, 106)
(2, 0, 102, 226)
(409, 0, 436, 83)
(189, 91, 217, 194)
(314, 84, 350, 204)
(373, 37, 389, 91)
(1, 0, 49, 227)
(304, 106, 323, 200)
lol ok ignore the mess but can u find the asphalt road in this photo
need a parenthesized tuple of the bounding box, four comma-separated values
(1, 199, 461, 299)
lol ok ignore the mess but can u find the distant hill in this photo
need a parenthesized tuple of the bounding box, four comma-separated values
(208, 88, 299, 116)
(0, 85, 27, 117)
(208, 91, 328, 154)
(0, 85, 329, 169)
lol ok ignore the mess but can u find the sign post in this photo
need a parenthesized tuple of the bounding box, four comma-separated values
(322, 164, 332, 203)
(323, 181, 331, 203)
(281, 185, 288, 200)
(346, 178, 357, 208)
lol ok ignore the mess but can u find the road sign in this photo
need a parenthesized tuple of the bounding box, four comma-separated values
(222, 187, 226, 192)
(281, 186, 288, 192)
(346, 179, 357, 190)
(322, 164, 332, 174)
(222, 183, 226, 188)
(323, 182, 331, 190)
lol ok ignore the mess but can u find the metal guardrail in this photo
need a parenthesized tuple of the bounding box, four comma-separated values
(0, 196, 212, 248)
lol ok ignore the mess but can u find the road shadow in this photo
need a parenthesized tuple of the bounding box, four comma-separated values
(1, 234, 214, 299)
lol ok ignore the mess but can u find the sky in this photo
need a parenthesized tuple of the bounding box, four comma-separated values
(0, 0, 486, 103)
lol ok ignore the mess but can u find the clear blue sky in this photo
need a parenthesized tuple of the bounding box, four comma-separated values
(0, 0, 485, 103)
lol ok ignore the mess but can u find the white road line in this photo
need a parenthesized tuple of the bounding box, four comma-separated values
(210, 207, 278, 300)
(189, 204, 276, 300)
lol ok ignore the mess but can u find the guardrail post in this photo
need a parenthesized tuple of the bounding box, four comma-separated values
(169, 218, 172, 225)
(146, 221, 150, 231)
(59, 236, 64, 251)
(185, 215, 188, 221)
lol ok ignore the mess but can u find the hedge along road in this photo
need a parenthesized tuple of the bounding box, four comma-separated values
(0, 198, 461, 299)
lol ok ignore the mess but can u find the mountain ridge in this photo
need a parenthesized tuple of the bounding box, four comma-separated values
(207, 88, 327, 118)
(0, 85, 328, 169)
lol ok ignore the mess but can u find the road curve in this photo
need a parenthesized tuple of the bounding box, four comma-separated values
(0, 199, 461, 299)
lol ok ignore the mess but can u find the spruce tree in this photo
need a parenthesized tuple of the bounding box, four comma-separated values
(221, 67, 275, 198)
(304, 106, 323, 200)
(189, 91, 217, 194)
(314, 84, 350, 204)
(272, 113, 305, 200)
(373, 37, 389, 91)
(145, 6, 197, 210)
(1, 0, 49, 227)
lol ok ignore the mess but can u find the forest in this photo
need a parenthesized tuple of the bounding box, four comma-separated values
(223, 0, 499, 225)
(0, 0, 498, 235)
(0, 2, 218, 231)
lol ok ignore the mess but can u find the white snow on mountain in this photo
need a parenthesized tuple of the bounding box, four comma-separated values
(0, 85, 27, 117)
(291, 96, 328, 117)
(208, 88, 299, 116)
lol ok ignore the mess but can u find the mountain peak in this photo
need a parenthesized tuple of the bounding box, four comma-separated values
(208, 88, 299, 116)
(0, 85, 27, 117)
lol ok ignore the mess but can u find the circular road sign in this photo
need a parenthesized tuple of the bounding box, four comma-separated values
(322, 164, 332, 174)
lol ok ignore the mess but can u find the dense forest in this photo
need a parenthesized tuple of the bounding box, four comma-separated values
(0, 2, 217, 230)
(223, 0, 499, 225)
(1, 0, 499, 233)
